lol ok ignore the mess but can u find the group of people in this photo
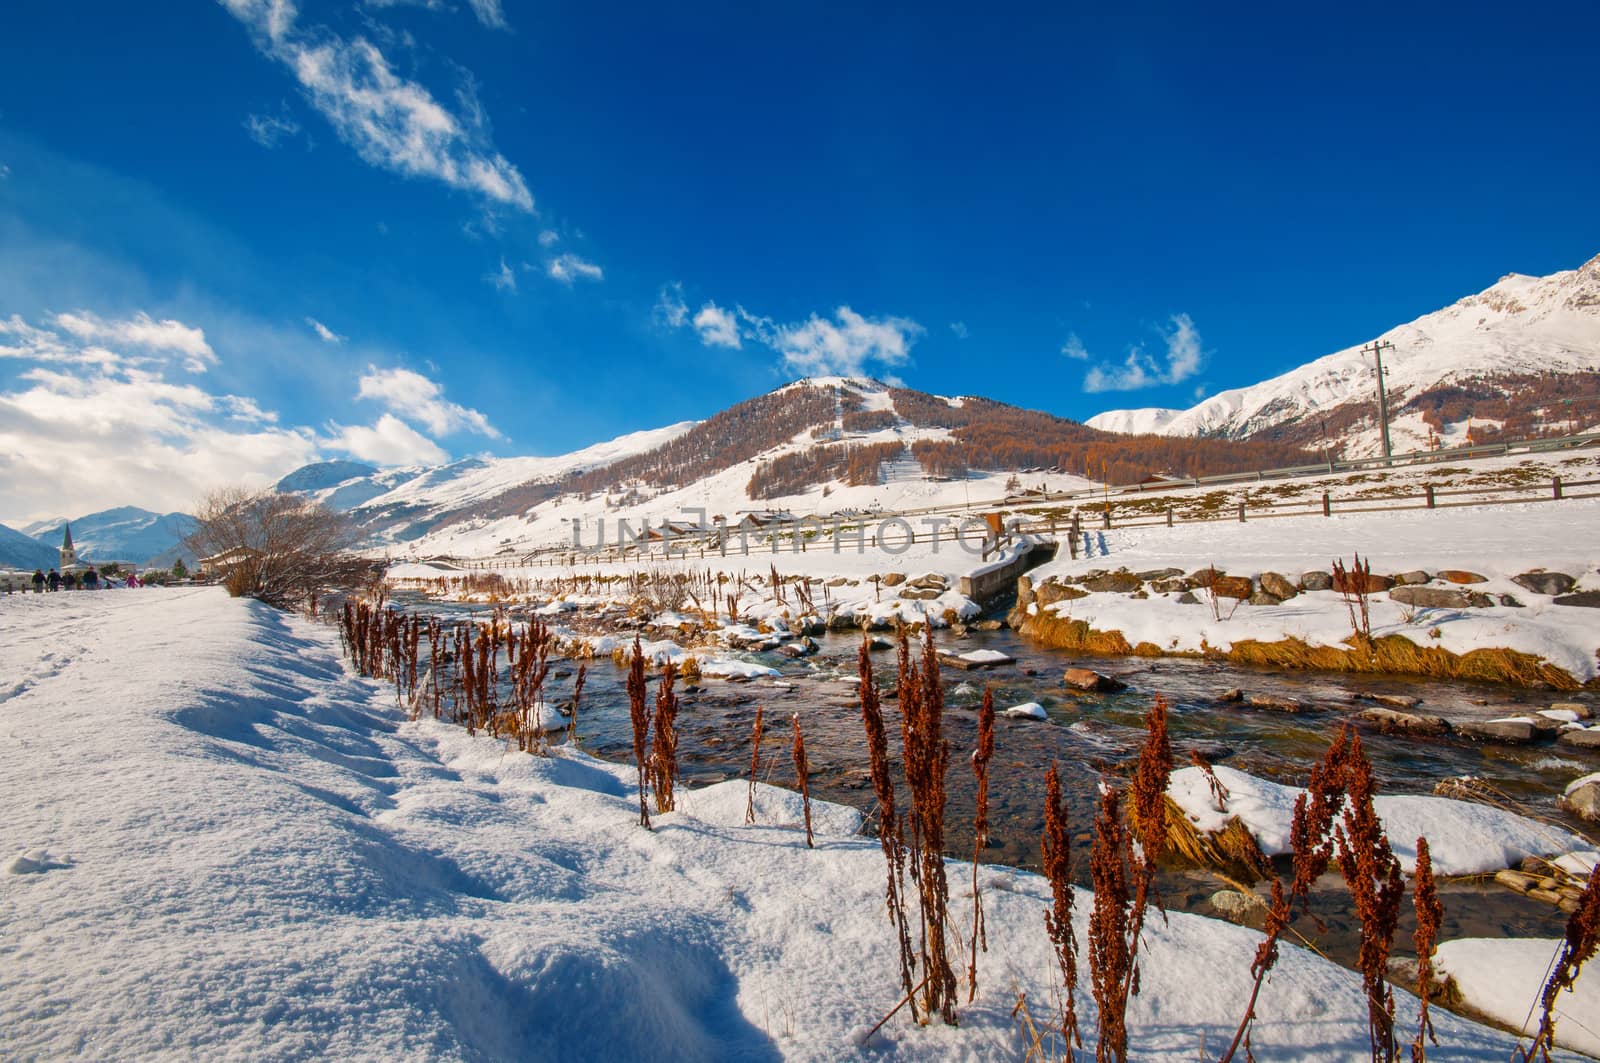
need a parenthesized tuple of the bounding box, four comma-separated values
(18, 567, 140, 592)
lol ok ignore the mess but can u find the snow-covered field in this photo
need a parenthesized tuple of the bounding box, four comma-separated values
(1, 588, 1591, 1059)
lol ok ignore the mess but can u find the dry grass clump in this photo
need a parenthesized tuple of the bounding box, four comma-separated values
(791, 714, 814, 849)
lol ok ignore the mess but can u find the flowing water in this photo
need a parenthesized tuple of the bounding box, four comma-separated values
(389, 594, 1596, 977)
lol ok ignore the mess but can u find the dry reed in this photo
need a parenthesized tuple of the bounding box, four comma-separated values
(746, 703, 764, 825)
(791, 714, 814, 848)
(968, 686, 995, 1002)
(626, 637, 651, 829)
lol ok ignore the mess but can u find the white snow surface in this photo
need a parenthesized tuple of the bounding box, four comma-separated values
(0, 588, 1575, 1060)
(1168, 765, 1587, 877)
(1087, 253, 1600, 455)
(1433, 938, 1600, 1058)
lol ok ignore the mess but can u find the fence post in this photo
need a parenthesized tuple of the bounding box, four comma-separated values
(1554, 476, 1564, 500)
(1101, 508, 1111, 530)
(1166, 506, 1173, 527)
(1322, 492, 1331, 517)
(1425, 484, 1435, 509)
(1237, 500, 1246, 522)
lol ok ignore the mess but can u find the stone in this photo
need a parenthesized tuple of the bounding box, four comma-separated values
(1560, 779, 1600, 823)
(1246, 694, 1304, 713)
(1063, 667, 1126, 692)
(1513, 571, 1576, 596)
(1553, 591, 1600, 609)
(1498, 594, 1525, 608)
(1439, 570, 1488, 584)
(881, 572, 907, 587)
(1332, 569, 1395, 594)
(1209, 890, 1253, 919)
(1259, 571, 1299, 600)
(1210, 575, 1254, 600)
(1136, 567, 1184, 581)
(1455, 719, 1539, 744)
(1130, 590, 1149, 599)
(899, 588, 942, 600)
(825, 577, 850, 587)
(1393, 570, 1431, 585)
(1036, 582, 1088, 606)
(1248, 590, 1283, 606)
(1389, 586, 1473, 609)
(1150, 578, 1194, 593)
(1081, 571, 1143, 593)
(1184, 740, 1235, 762)
(1366, 693, 1421, 709)
(1176, 590, 1199, 604)
(1550, 702, 1595, 720)
(973, 619, 1004, 631)
(1468, 592, 1496, 608)
(1216, 688, 1244, 703)
(1015, 575, 1035, 608)
(1557, 728, 1600, 750)
(826, 612, 860, 632)
(909, 574, 948, 591)
(1300, 570, 1333, 591)
(1360, 707, 1451, 736)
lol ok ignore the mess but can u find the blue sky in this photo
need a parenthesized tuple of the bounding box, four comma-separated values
(2, 1, 1597, 523)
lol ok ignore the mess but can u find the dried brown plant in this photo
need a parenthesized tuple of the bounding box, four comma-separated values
(650, 660, 680, 813)
(626, 637, 652, 829)
(968, 686, 996, 1002)
(1088, 784, 1133, 1063)
(859, 634, 916, 1010)
(568, 663, 586, 746)
(1192, 748, 1230, 811)
(791, 713, 814, 848)
(1410, 837, 1443, 1063)
(1334, 730, 1404, 1061)
(1041, 762, 1082, 1050)
(1520, 871, 1600, 1061)
(746, 703, 765, 825)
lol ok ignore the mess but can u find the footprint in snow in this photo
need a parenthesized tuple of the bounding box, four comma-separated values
(6, 849, 74, 875)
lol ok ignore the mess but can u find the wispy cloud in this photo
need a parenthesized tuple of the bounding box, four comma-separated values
(305, 317, 344, 344)
(486, 257, 517, 291)
(52, 310, 217, 373)
(220, 0, 533, 211)
(363, 0, 507, 29)
(546, 253, 603, 284)
(949, 321, 969, 339)
(356, 364, 501, 439)
(243, 110, 301, 148)
(1081, 314, 1204, 393)
(654, 283, 689, 329)
(537, 229, 560, 248)
(693, 303, 742, 349)
(1061, 333, 1089, 360)
(325, 412, 446, 465)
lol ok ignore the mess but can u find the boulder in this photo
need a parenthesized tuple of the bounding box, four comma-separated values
(1332, 569, 1395, 594)
(1359, 707, 1451, 737)
(1245, 694, 1303, 713)
(909, 574, 948, 591)
(1498, 594, 1525, 608)
(1301, 570, 1333, 591)
(1063, 667, 1126, 692)
(1194, 573, 1253, 599)
(825, 577, 851, 587)
(1550, 702, 1595, 720)
(1248, 590, 1283, 606)
(1393, 570, 1431, 586)
(1389, 586, 1473, 609)
(899, 588, 942, 601)
(1455, 718, 1539, 744)
(1365, 693, 1421, 709)
(1513, 571, 1576, 596)
(1439, 570, 1488, 584)
(1082, 571, 1143, 593)
(1176, 591, 1199, 605)
(1136, 567, 1184, 581)
(1553, 591, 1600, 609)
(1036, 582, 1089, 606)
(826, 612, 861, 632)
(1259, 571, 1299, 600)
(1216, 688, 1244, 703)
(1560, 779, 1600, 823)
(1150, 578, 1194, 593)
(1015, 575, 1035, 608)
(973, 619, 1004, 631)
(881, 572, 907, 587)
(1557, 728, 1600, 750)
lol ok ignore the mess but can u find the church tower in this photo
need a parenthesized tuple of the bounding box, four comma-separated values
(60, 522, 78, 571)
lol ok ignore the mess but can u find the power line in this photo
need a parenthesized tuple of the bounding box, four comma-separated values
(1362, 339, 1397, 461)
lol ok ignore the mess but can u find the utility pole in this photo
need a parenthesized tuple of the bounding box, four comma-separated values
(1362, 339, 1396, 461)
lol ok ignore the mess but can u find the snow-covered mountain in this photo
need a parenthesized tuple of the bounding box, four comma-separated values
(1088, 252, 1600, 457)
(28, 507, 198, 566)
(0, 521, 60, 571)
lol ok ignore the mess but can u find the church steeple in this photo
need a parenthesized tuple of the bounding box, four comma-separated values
(60, 522, 77, 571)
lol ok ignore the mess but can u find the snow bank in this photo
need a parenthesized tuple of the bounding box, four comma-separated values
(0, 589, 1568, 1060)
(1433, 938, 1600, 1058)
(1169, 765, 1587, 876)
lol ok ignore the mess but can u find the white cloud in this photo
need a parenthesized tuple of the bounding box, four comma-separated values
(653, 283, 689, 328)
(546, 253, 603, 284)
(53, 310, 217, 372)
(244, 111, 301, 148)
(773, 307, 921, 378)
(465, 0, 508, 30)
(537, 229, 560, 248)
(1061, 333, 1089, 360)
(356, 365, 501, 439)
(305, 317, 344, 344)
(220, 0, 533, 211)
(325, 412, 447, 465)
(693, 303, 742, 349)
(949, 321, 969, 339)
(1081, 314, 1205, 393)
(487, 257, 517, 291)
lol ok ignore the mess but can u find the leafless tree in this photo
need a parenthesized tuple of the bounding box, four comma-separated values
(186, 486, 370, 610)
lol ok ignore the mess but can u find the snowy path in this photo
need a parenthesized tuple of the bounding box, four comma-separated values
(0, 589, 1579, 1060)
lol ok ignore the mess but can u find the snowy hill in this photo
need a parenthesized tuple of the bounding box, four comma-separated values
(0, 522, 58, 571)
(1088, 252, 1600, 457)
(29, 507, 198, 566)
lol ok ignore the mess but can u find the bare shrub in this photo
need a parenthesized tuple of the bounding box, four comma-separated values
(188, 485, 367, 610)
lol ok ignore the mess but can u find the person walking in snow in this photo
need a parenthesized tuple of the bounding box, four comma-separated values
(83, 566, 100, 590)
(46, 568, 60, 592)
(32, 569, 45, 593)
(62, 571, 78, 591)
